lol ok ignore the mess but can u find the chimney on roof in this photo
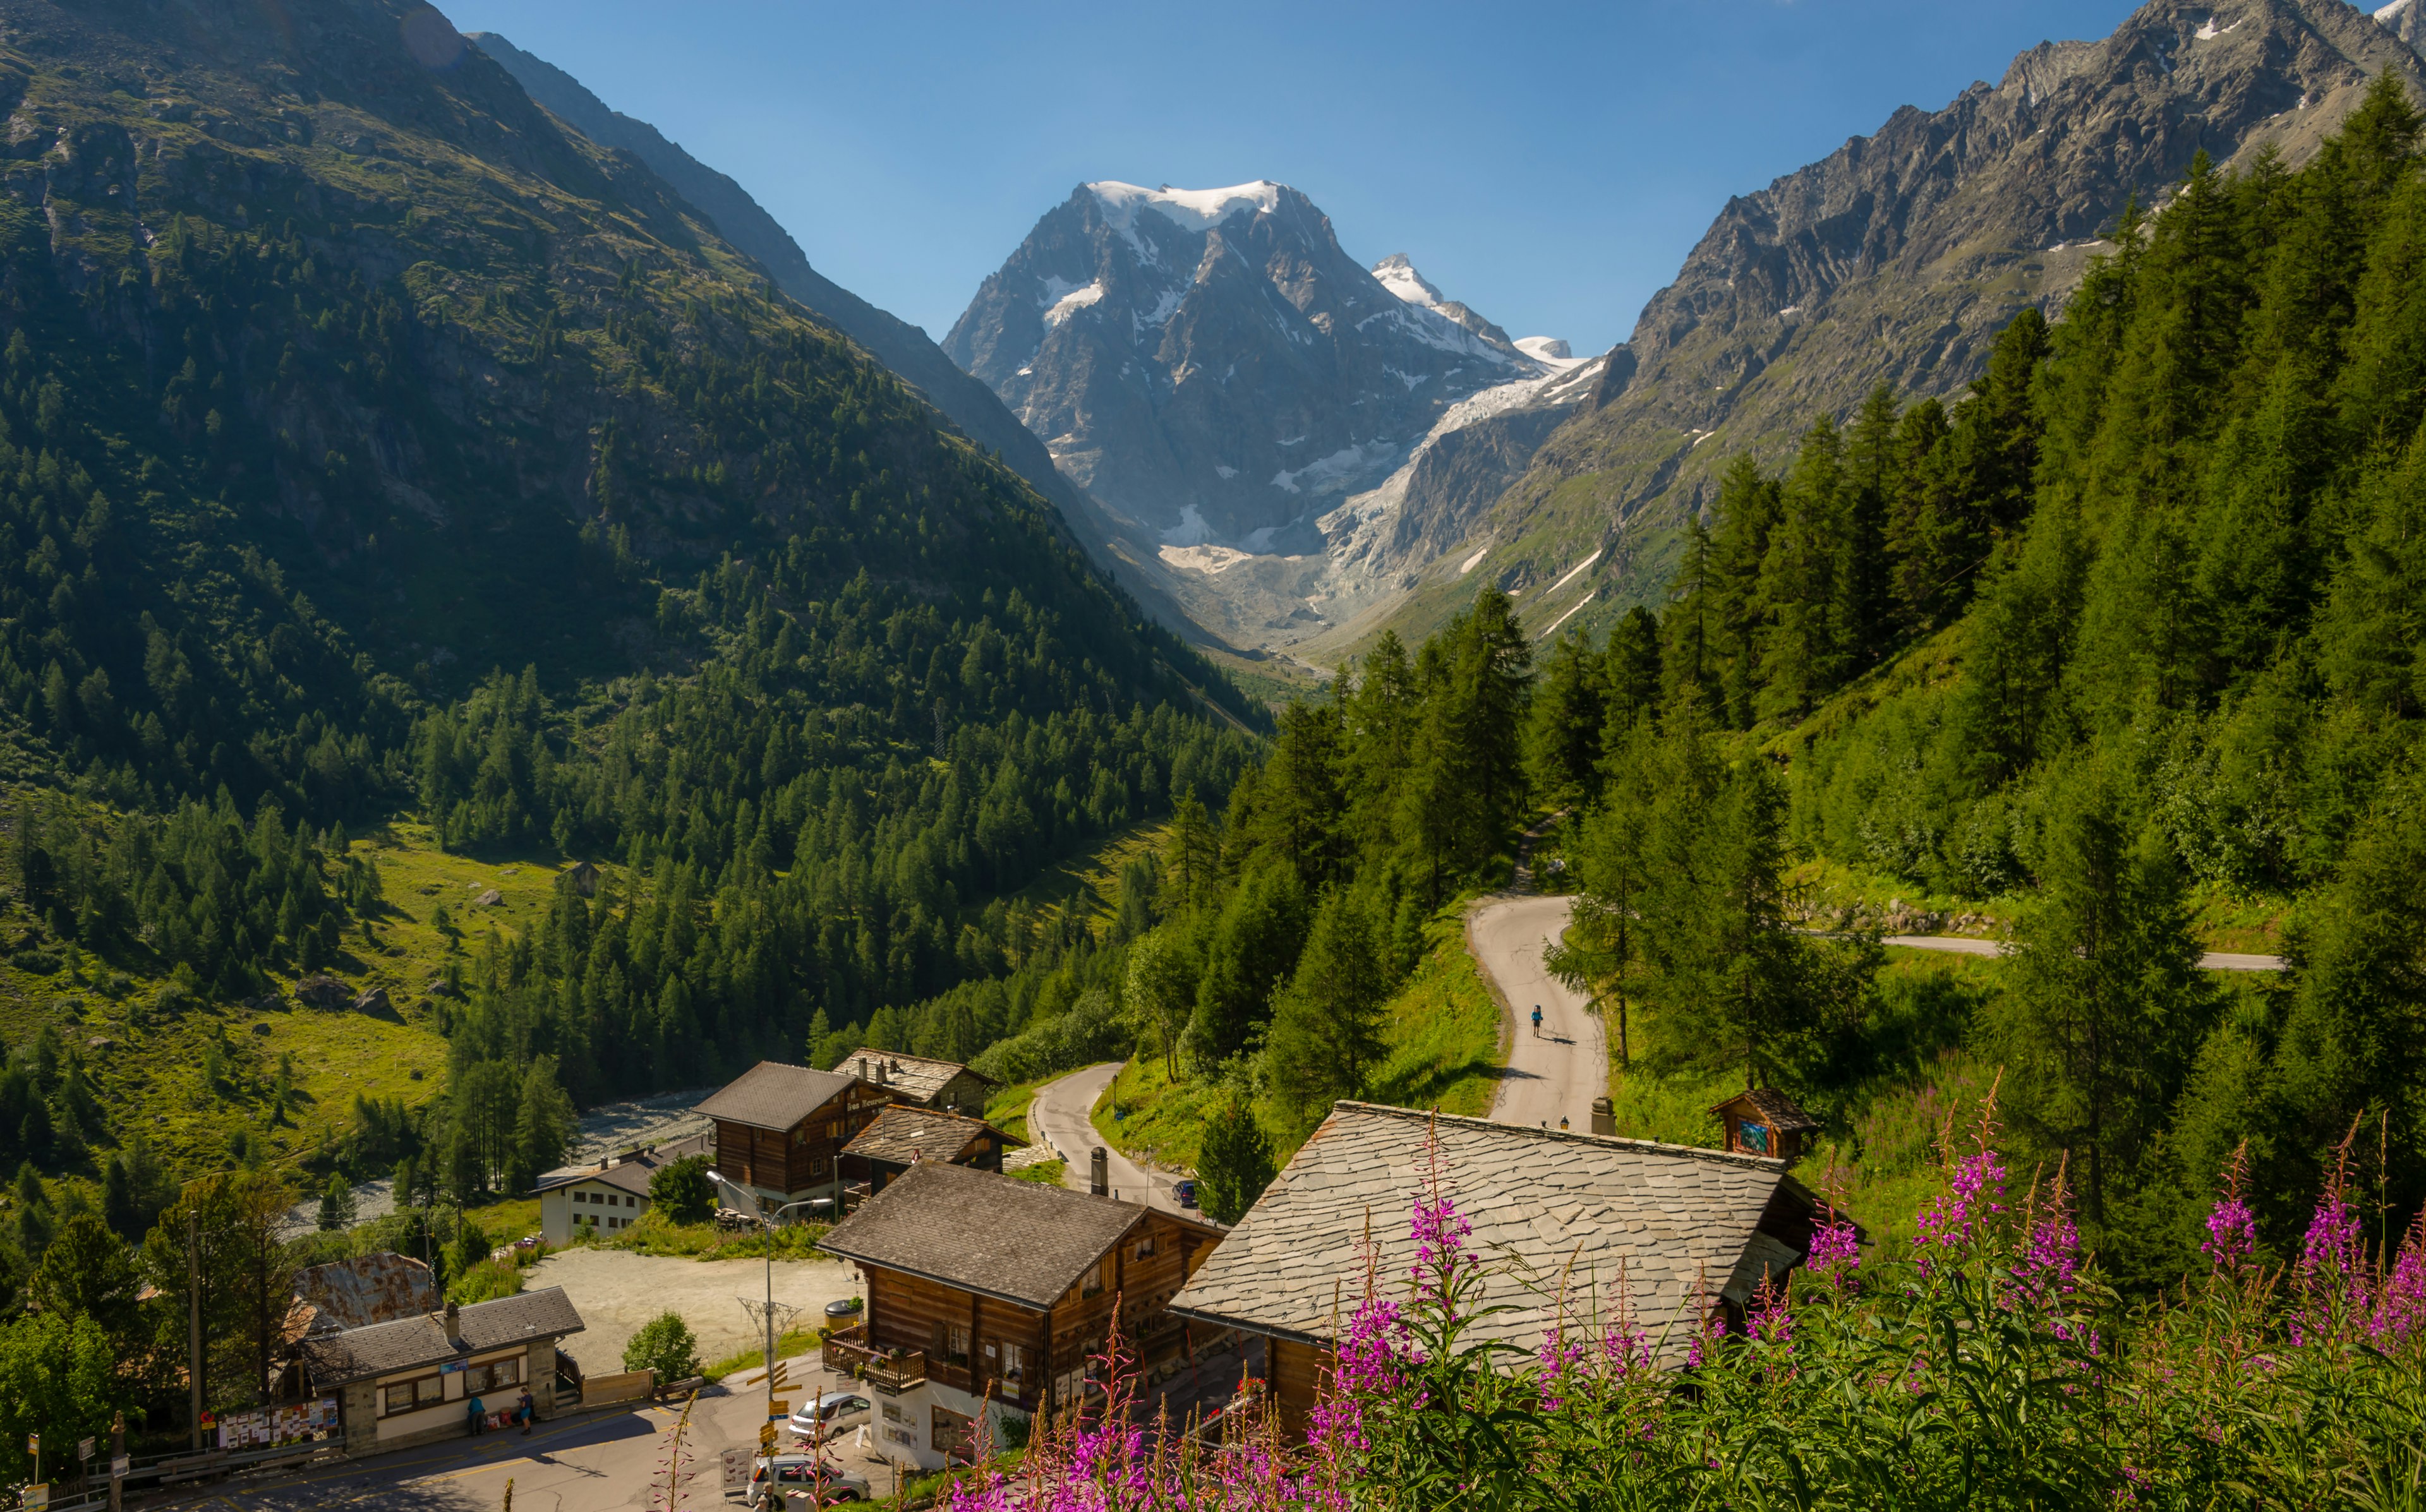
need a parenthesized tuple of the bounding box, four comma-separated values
(872, 1060, 888, 1086)
(1089, 1146, 1108, 1197)
(1591, 1098, 1615, 1137)
(889, 1058, 901, 1074)
(443, 1299, 461, 1343)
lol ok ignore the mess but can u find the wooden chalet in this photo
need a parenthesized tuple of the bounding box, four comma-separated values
(818, 1161, 1226, 1470)
(693, 1061, 902, 1216)
(1710, 1088, 1820, 1165)
(1169, 1102, 1832, 1429)
(842, 1105, 1023, 1198)
(834, 1050, 994, 1117)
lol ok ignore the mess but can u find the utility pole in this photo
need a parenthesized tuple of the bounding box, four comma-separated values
(187, 1205, 203, 1453)
(107, 1412, 123, 1512)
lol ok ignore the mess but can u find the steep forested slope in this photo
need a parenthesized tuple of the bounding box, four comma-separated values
(1540, 80, 2426, 1279)
(0, 0, 1253, 1186)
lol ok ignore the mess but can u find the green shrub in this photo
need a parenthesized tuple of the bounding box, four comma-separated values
(623, 1311, 701, 1383)
(447, 1257, 522, 1305)
(648, 1155, 715, 1225)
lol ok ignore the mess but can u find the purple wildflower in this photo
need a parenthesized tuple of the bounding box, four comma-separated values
(1749, 1273, 1793, 1350)
(1806, 1213, 1861, 1293)
(1914, 1147, 2007, 1275)
(2202, 1142, 2257, 1275)
(2371, 1213, 2426, 1348)
(2202, 1194, 2257, 1274)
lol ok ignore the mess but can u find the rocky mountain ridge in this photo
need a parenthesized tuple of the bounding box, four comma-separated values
(1349, 0, 2426, 656)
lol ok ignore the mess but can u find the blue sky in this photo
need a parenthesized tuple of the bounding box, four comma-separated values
(443, 1, 2151, 355)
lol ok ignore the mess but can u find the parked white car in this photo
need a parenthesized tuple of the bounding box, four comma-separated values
(746, 1453, 870, 1506)
(787, 1390, 872, 1443)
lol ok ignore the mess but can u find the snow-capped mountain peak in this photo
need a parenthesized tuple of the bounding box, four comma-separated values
(1373, 253, 1447, 308)
(1087, 179, 1282, 234)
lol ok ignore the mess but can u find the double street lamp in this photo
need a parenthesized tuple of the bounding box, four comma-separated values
(706, 1169, 831, 1380)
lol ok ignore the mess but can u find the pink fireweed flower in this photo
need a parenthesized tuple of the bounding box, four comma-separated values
(2300, 1188, 2365, 1284)
(1806, 1213, 1861, 1292)
(1749, 1273, 1793, 1350)
(2015, 1205, 2080, 1307)
(2202, 1194, 2257, 1274)
(1914, 1148, 2007, 1276)
(1310, 1289, 1409, 1466)
(2371, 1213, 2426, 1348)
(2203, 1141, 2258, 1276)
(1536, 1323, 1586, 1410)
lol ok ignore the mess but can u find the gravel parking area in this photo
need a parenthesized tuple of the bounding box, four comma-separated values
(524, 1247, 862, 1377)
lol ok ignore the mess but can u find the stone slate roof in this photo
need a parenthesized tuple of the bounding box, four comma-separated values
(299, 1288, 585, 1386)
(532, 1131, 713, 1197)
(695, 1061, 859, 1131)
(1711, 1088, 1821, 1134)
(835, 1050, 993, 1105)
(843, 1106, 1023, 1167)
(1168, 1103, 1817, 1361)
(818, 1161, 1146, 1309)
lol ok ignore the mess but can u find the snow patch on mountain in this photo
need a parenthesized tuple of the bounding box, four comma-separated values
(1373, 253, 1446, 308)
(1042, 279, 1105, 327)
(1514, 336, 1571, 362)
(1274, 442, 1396, 496)
(1089, 180, 1281, 234)
(1161, 505, 1215, 547)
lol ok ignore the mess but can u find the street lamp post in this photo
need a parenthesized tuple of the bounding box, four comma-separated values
(708, 1169, 823, 1379)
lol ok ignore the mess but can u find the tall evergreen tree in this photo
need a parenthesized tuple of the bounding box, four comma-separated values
(1265, 889, 1391, 1128)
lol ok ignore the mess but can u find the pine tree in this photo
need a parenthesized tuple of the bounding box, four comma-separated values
(1195, 1093, 1276, 1225)
(317, 1172, 356, 1232)
(1265, 889, 1391, 1127)
(1984, 765, 2214, 1233)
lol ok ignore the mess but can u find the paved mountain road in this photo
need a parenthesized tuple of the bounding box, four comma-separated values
(1469, 894, 1607, 1133)
(1466, 899, 2286, 1134)
(1029, 1062, 1183, 1212)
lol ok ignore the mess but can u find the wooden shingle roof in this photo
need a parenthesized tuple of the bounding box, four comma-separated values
(842, 1106, 1023, 1167)
(1168, 1103, 1818, 1360)
(818, 1161, 1145, 1309)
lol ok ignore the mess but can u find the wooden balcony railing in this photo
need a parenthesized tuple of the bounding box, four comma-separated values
(821, 1324, 927, 1395)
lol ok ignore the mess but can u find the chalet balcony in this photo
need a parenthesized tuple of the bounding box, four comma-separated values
(821, 1324, 928, 1396)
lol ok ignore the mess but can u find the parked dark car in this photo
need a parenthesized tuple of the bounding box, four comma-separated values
(1174, 1179, 1198, 1209)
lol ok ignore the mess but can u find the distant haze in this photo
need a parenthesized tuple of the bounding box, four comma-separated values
(440, 0, 2140, 356)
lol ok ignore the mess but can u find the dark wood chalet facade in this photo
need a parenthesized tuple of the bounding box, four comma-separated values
(818, 1161, 1226, 1470)
(692, 1061, 902, 1214)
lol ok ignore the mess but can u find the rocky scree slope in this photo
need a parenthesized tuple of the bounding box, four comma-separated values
(1367, 0, 2426, 654)
(0, 0, 1240, 804)
(948, 181, 1568, 650)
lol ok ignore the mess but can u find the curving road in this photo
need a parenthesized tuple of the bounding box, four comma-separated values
(1028, 1062, 1183, 1212)
(1464, 899, 2286, 1136)
(1469, 895, 1607, 1133)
